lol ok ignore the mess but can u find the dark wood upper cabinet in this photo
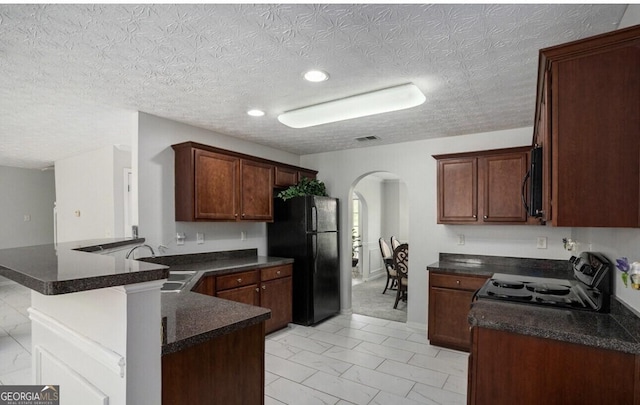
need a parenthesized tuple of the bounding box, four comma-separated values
(172, 141, 316, 222)
(240, 160, 273, 221)
(274, 166, 298, 188)
(193, 149, 240, 221)
(436, 157, 478, 223)
(533, 24, 640, 227)
(434, 146, 531, 225)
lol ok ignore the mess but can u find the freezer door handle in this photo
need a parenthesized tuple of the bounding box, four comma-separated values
(311, 205, 318, 232)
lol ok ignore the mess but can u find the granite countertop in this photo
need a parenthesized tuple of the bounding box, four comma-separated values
(141, 249, 294, 293)
(161, 291, 270, 355)
(0, 238, 169, 295)
(469, 298, 640, 354)
(144, 249, 293, 354)
(428, 253, 640, 355)
(427, 252, 573, 279)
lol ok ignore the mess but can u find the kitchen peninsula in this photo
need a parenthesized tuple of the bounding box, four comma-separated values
(0, 239, 281, 405)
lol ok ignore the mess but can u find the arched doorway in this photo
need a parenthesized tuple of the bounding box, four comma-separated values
(349, 171, 409, 322)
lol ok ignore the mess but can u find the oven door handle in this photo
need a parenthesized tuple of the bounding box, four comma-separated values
(470, 287, 481, 306)
(521, 168, 531, 215)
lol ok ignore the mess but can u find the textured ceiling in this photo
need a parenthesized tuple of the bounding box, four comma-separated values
(0, 4, 627, 168)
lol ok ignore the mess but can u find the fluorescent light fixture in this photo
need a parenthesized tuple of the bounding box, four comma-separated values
(247, 109, 265, 117)
(303, 70, 329, 82)
(278, 83, 425, 129)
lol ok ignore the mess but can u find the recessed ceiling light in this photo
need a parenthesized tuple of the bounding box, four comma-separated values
(303, 70, 329, 82)
(247, 109, 265, 117)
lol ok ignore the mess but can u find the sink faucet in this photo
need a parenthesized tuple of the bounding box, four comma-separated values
(125, 244, 156, 259)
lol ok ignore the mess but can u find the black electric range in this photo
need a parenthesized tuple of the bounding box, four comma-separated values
(475, 252, 612, 313)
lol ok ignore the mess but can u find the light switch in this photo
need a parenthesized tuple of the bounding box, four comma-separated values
(197, 233, 204, 244)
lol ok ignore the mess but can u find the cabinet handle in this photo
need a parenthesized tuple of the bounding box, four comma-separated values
(276, 270, 281, 275)
(456, 280, 461, 285)
(473, 215, 477, 218)
(262, 285, 266, 290)
(242, 213, 245, 218)
(237, 278, 242, 283)
(483, 215, 488, 219)
(255, 288, 259, 292)
(235, 213, 238, 218)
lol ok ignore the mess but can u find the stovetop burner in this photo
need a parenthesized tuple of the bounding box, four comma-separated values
(525, 282, 571, 296)
(491, 280, 525, 289)
(475, 252, 612, 313)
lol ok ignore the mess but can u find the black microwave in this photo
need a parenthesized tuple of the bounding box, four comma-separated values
(523, 146, 543, 218)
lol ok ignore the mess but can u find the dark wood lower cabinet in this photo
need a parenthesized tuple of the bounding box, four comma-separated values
(468, 327, 640, 405)
(428, 272, 488, 352)
(261, 276, 292, 334)
(217, 284, 260, 306)
(191, 264, 293, 334)
(162, 322, 265, 405)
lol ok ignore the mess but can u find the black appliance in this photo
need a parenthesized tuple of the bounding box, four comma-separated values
(475, 252, 612, 312)
(523, 145, 543, 218)
(267, 195, 340, 326)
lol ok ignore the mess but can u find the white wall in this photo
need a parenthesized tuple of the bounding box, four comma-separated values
(302, 127, 576, 329)
(354, 176, 384, 280)
(136, 112, 302, 255)
(382, 179, 409, 243)
(55, 146, 131, 243)
(0, 166, 55, 248)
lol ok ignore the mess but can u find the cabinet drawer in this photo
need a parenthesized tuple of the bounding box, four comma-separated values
(216, 270, 259, 291)
(430, 272, 487, 291)
(261, 264, 292, 281)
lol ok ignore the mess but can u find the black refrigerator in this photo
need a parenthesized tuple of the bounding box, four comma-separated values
(267, 195, 340, 326)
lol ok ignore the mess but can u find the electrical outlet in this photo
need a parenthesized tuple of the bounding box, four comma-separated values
(536, 237, 547, 249)
(176, 232, 185, 246)
(457, 235, 465, 245)
(23, 214, 30, 222)
(196, 232, 204, 244)
(241, 231, 247, 241)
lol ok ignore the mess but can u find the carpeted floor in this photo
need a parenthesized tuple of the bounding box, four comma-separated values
(351, 276, 407, 323)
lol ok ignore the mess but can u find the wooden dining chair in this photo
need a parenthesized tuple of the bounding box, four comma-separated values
(390, 236, 400, 250)
(393, 243, 408, 309)
(378, 238, 397, 294)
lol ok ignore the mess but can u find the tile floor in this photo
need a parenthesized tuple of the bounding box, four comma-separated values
(0, 281, 468, 404)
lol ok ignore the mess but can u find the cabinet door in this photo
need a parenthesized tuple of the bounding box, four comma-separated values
(260, 277, 292, 334)
(194, 150, 240, 220)
(274, 166, 298, 188)
(192, 275, 216, 296)
(479, 152, 528, 223)
(551, 46, 640, 227)
(217, 285, 260, 306)
(298, 169, 317, 181)
(469, 328, 637, 405)
(240, 160, 274, 221)
(437, 158, 478, 223)
(428, 286, 476, 351)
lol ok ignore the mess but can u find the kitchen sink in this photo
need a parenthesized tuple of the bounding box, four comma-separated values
(167, 272, 195, 282)
(161, 271, 196, 292)
(161, 282, 185, 292)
